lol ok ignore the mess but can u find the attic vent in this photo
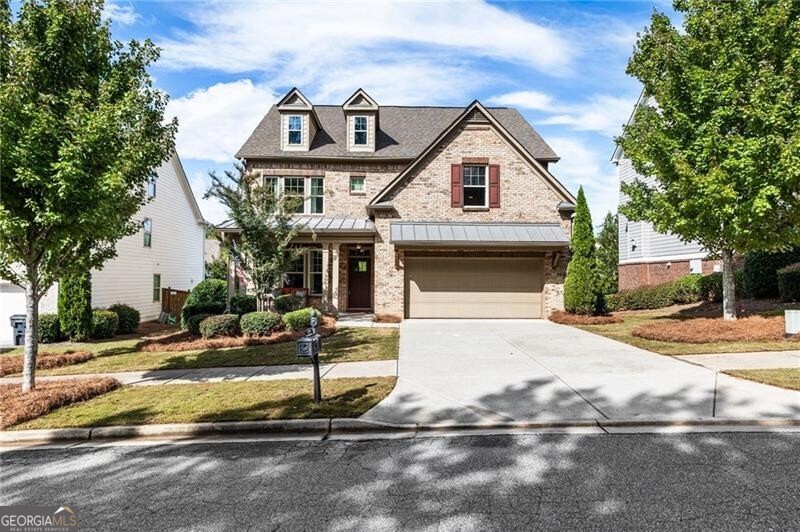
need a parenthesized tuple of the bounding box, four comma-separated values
(465, 109, 489, 123)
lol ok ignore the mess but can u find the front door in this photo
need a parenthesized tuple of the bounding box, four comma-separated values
(348, 253, 372, 310)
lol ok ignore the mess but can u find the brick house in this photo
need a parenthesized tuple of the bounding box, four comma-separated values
(221, 88, 576, 319)
(612, 94, 720, 290)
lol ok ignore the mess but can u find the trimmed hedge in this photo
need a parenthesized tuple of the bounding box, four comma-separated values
(91, 310, 119, 339)
(608, 272, 746, 311)
(38, 313, 64, 344)
(607, 282, 676, 311)
(273, 294, 303, 314)
(230, 294, 257, 315)
(777, 263, 800, 302)
(186, 313, 212, 336)
(181, 302, 226, 330)
(743, 248, 800, 299)
(185, 279, 228, 306)
(240, 311, 282, 336)
(282, 307, 319, 331)
(108, 303, 140, 334)
(199, 314, 240, 339)
(697, 270, 746, 303)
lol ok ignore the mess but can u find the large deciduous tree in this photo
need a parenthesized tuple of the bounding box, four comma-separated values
(617, 0, 800, 320)
(0, 0, 176, 391)
(206, 165, 305, 311)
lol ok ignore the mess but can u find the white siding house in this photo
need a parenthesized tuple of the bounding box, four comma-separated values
(1, 153, 206, 346)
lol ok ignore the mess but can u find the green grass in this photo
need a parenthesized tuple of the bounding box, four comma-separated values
(575, 305, 800, 356)
(724, 368, 800, 391)
(12, 377, 397, 429)
(22, 327, 399, 375)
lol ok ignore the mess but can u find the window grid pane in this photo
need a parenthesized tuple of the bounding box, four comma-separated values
(311, 250, 323, 295)
(288, 115, 302, 145)
(153, 274, 160, 302)
(310, 177, 324, 214)
(350, 177, 365, 192)
(463, 166, 487, 207)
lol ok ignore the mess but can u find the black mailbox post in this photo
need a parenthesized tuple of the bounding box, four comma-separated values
(296, 311, 322, 403)
(9, 315, 26, 346)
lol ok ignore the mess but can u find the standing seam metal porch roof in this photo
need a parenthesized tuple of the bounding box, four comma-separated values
(390, 222, 569, 246)
(216, 217, 375, 233)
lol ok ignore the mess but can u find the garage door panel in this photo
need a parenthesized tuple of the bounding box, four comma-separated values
(405, 257, 543, 318)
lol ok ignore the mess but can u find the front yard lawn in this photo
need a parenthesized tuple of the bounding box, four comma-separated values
(724, 369, 800, 392)
(25, 327, 398, 376)
(575, 303, 800, 356)
(11, 377, 397, 429)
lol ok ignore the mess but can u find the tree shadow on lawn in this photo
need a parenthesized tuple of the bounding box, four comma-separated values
(3, 381, 799, 529)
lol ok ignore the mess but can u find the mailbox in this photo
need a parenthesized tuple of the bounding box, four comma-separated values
(9, 315, 25, 346)
(296, 333, 321, 358)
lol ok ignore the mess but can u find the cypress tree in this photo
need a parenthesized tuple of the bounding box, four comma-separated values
(564, 187, 603, 314)
(595, 212, 619, 295)
(58, 271, 93, 341)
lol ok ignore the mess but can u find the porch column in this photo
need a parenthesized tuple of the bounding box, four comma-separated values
(331, 243, 341, 314)
(321, 244, 331, 311)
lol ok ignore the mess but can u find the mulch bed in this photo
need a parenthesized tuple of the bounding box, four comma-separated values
(632, 315, 793, 343)
(373, 314, 402, 324)
(137, 315, 337, 352)
(0, 351, 94, 377)
(549, 311, 622, 326)
(0, 378, 120, 429)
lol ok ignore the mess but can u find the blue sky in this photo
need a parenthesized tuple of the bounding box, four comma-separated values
(58, 0, 678, 224)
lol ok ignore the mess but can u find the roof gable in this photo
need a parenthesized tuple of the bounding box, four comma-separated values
(370, 100, 575, 205)
(168, 152, 206, 225)
(276, 87, 313, 110)
(343, 88, 378, 111)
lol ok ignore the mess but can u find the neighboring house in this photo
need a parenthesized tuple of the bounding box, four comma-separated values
(1, 153, 206, 346)
(219, 88, 575, 319)
(611, 97, 720, 291)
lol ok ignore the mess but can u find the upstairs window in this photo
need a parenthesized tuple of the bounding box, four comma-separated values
(350, 176, 365, 194)
(463, 165, 487, 207)
(354, 116, 368, 145)
(269, 176, 323, 215)
(143, 218, 152, 247)
(147, 173, 157, 198)
(310, 178, 324, 214)
(283, 177, 305, 213)
(288, 115, 302, 145)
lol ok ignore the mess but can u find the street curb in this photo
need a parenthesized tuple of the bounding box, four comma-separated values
(2, 417, 800, 444)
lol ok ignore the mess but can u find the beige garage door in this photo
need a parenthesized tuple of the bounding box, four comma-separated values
(405, 257, 543, 318)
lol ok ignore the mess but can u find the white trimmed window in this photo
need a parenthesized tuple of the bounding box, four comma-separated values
(350, 176, 365, 194)
(147, 173, 157, 198)
(310, 250, 323, 295)
(143, 218, 152, 247)
(282, 248, 324, 296)
(463, 165, 487, 207)
(310, 178, 324, 214)
(283, 177, 305, 213)
(354, 116, 368, 145)
(288, 115, 302, 145)
(263, 176, 324, 215)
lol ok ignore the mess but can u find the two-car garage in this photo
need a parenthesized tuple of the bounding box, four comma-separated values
(404, 256, 544, 319)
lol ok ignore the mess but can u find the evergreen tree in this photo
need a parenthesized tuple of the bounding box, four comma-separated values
(58, 271, 92, 341)
(596, 212, 619, 295)
(564, 187, 603, 314)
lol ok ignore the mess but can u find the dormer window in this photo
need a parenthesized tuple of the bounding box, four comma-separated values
(288, 115, 303, 145)
(354, 116, 368, 145)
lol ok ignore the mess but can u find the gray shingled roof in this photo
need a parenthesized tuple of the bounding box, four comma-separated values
(390, 222, 569, 246)
(216, 217, 375, 233)
(236, 105, 559, 161)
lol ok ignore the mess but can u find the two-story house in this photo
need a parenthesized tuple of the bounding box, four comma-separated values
(221, 88, 576, 319)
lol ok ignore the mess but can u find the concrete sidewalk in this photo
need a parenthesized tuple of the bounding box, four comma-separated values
(0, 360, 397, 386)
(677, 350, 800, 371)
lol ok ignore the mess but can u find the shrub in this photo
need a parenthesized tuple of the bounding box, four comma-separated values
(199, 314, 240, 339)
(181, 302, 226, 330)
(777, 263, 800, 302)
(282, 307, 319, 331)
(186, 314, 211, 336)
(91, 309, 119, 339)
(743, 248, 800, 299)
(108, 303, 140, 334)
(185, 279, 228, 306)
(607, 283, 676, 311)
(58, 271, 92, 341)
(240, 311, 282, 336)
(38, 313, 63, 344)
(670, 274, 703, 304)
(273, 294, 303, 314)
(230, 294, 257, 315)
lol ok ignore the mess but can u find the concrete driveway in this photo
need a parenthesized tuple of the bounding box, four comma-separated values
(363, 320, 800, 424)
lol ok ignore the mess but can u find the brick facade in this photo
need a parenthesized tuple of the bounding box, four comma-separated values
(247, 116, 572, 319)
(618, 259, 722, 290)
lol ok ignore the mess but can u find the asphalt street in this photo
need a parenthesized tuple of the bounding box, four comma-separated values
(2, 432, 799, 531)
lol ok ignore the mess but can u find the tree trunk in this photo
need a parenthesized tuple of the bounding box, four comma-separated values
(722, 249, 737, 321)
(22, 281, 39, 393)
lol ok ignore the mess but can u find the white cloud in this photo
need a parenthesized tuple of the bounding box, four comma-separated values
(189, 174, 228, 225)
(547, 136, 618, 225)
(486, 91, 554, 111)
(103, 1, 139, 26)
(166, 79, 277, 163)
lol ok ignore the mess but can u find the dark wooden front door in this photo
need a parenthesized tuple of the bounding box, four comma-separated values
(348, 256, 372, 310)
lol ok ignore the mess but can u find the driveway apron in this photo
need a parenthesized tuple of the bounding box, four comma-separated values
(362, 320, 800, 424)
